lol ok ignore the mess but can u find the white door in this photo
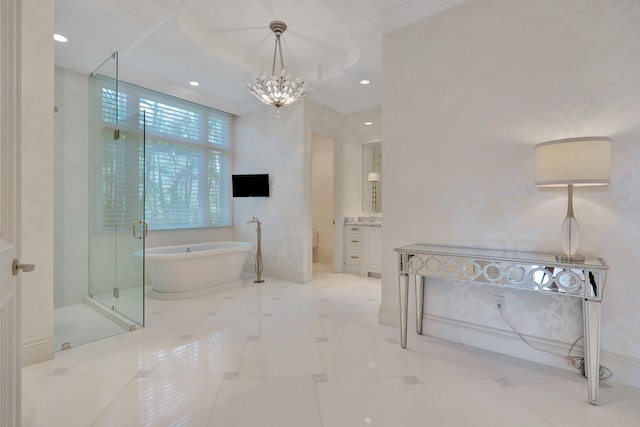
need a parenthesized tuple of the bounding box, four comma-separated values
(1, 0, 23, 425)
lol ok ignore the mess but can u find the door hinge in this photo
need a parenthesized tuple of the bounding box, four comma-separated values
(114, 129, 120, 140)
(113, 287, 120, 298)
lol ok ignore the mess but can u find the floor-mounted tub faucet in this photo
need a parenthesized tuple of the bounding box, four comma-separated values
(247, 217, 264, 283)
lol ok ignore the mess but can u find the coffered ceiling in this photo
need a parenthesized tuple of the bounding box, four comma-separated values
(55, 0, 466, 115)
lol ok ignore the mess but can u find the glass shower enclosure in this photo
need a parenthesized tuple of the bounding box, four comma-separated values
(53, 52, 146, 351)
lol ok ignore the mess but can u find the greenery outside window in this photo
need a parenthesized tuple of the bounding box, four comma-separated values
(92, 76, 233, 231)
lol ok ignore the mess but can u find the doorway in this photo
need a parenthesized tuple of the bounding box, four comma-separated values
(311, 133, 336, 272)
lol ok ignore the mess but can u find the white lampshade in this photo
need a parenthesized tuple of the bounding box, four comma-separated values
(535, 137, 611, 187)
(368, 172, 381, 182)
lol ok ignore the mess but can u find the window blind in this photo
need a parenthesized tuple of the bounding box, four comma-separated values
(91, 75, 233, 231)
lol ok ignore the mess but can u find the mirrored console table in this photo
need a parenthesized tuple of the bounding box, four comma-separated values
(395, 244, 608, 405)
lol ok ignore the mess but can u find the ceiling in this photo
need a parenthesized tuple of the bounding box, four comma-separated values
(54, 0, 466, 115)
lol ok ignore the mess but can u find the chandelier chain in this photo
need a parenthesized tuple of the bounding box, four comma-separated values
(271, 34, 286, 77)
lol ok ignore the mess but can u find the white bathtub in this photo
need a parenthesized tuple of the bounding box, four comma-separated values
(142, 242, 252, 299)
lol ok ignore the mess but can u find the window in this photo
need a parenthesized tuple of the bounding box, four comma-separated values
(91, 76, 233, 231)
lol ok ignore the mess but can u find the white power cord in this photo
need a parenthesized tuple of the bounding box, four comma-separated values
(496, 301, 611, 380)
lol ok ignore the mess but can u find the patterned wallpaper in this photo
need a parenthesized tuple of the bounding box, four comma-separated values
(234, 104, 307, 277)
(382, 0, 640, 365)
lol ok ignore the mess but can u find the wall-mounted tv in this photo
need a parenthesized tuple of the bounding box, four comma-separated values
(232, 174, 270, 197)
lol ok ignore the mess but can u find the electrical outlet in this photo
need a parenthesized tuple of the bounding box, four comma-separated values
(495, 295, 505, 308)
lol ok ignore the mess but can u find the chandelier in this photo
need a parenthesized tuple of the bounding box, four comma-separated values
(247, 21, 308, 116)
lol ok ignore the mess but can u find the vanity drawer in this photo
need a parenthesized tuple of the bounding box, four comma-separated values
(346, 225, 362, 233)
(345, 233, 363, 249)
(345, 249, 363, 265)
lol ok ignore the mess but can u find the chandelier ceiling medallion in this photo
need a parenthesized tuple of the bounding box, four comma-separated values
(247, 21, 308, 116)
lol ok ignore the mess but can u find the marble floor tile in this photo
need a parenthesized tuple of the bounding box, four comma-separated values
(507, 380, 632, 427)
(258, 314, 326, 340)
(22, 371, 135, 427)
(319, 339, 413, 381)
(208, 376, 322, 427)
(152, 335, 248, 376)
(415, 379, 552, 427)
(238, 338, 325, 378)
(316, 377, 430, 427)
(92, 373, 224, 427)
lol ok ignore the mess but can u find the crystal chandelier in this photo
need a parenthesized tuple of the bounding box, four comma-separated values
(247, 21, 308, 116)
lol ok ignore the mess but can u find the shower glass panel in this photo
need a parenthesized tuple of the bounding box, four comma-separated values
(88, 52, 145, 334)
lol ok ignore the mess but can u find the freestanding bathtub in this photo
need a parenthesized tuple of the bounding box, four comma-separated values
(142, 241, 252, 299)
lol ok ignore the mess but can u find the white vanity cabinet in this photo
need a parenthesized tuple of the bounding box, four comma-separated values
(362, 226, 381, 277)
(343, 222, 381, 277)
(344, 224, 363, 274)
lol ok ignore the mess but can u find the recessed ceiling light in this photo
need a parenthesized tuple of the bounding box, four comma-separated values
(189, 81, 200, 87)
(53, 33, 68, 43)
(364, 121, 373, 126)
(360, 79, 370, 85)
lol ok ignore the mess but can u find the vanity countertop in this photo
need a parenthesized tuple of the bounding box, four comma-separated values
(344, 217, 382, 227)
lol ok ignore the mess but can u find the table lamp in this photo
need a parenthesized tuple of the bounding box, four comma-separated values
(534, 136, 611, 263)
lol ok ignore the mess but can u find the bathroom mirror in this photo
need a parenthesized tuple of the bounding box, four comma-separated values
(362, 141, 382, 213)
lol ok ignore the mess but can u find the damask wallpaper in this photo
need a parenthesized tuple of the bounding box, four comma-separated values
(382, 0, 640, 385)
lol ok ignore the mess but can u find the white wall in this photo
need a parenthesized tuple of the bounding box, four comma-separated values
(21, 0, 54, 365)
(233, 104, 309, 282)
(382, 0, 640, 386)
(54, 68, 89, 307)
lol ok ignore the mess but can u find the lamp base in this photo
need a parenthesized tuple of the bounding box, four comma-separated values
(555, 254, 585, 263)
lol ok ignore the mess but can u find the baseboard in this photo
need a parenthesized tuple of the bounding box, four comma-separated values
(243, 264, 311, 284)
(22, 336, 54, 367)
(378, 304, 640, 388)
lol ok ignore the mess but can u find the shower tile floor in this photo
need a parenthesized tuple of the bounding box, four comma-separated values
(24, 267, 640, 426)
(53, 302, 129, 351)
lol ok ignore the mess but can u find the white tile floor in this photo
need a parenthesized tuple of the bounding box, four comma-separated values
(23, 267, 640, 426)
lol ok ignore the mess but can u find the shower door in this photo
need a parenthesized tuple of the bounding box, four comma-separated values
(89, 111, 146, 328)
(111, 111, 146, 326)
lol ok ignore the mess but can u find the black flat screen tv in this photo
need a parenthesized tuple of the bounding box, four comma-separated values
(232, 174, 270, 197)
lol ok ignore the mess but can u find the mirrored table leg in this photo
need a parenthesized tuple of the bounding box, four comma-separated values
(399, 273, 409, 348)
(415, 275, 424, 335)
(583, 299, 601, 405)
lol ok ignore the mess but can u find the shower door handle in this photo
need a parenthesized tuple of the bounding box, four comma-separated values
(132, 221, 148, 240)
